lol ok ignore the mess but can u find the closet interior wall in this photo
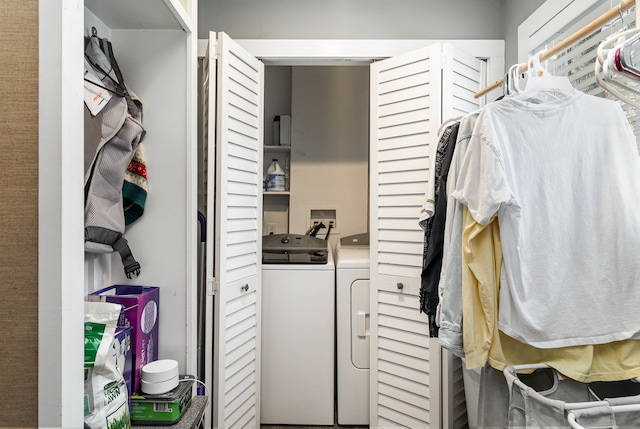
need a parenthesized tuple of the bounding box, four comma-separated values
(1, 0, 38, 426)
(83, 1, 198, 378)
(38, 1, 197, 426)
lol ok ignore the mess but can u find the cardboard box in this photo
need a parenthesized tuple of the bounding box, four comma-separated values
(113, 326, 133, 401)
(279, 114, 291, 146)
(89, 285, 159, 394)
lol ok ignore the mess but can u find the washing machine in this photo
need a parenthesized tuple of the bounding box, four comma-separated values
(260, 234, 335, 425)
(336, 232, 370, 425)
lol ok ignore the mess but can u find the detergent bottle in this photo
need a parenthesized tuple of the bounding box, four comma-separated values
(265, 159, 285, 191)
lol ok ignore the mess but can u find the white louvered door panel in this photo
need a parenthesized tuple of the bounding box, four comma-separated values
(205, 31, 264, 429)
(375, 275, 439, 428)
(372, 44, 442, 280)
(442, 44, 484, 119)
(370, 42, 484, 429)
(370, 43, 443, 429)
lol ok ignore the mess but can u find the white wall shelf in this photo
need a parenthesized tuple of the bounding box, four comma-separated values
(264, 145, 291, 152)
(264, 191, 291, 196)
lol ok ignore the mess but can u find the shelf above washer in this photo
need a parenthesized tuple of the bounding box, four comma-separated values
(264, 145, 291, 152)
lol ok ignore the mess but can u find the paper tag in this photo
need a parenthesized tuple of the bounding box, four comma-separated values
(84, 60, 112, 116)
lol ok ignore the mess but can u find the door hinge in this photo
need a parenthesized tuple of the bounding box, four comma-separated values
(207, 277, 218, 296)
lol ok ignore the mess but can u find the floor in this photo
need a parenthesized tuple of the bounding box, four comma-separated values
(260, 424, 369, 429)
(261, 411, 368, 429)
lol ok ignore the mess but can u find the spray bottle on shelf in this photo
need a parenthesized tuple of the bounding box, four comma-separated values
(265, 159, 285, 192)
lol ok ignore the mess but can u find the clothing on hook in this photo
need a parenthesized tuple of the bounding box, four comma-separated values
(453, 90, 640, 349)
(419, 122, 459, 336)
(436, 115, 463, 139)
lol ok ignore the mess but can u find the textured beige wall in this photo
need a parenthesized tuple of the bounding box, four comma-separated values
(0, 0, 39, 426)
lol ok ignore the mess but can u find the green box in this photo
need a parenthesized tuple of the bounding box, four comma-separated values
(130, 375, 194, 425)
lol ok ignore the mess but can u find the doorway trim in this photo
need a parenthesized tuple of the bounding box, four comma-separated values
(198, 38, 506, 101)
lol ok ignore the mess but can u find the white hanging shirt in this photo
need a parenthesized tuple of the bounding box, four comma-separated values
(453, 90, 640, 348)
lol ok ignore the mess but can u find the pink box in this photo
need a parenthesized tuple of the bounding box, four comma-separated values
(89, 285, 159, 394)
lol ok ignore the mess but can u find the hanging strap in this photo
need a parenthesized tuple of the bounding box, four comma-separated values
(85, 226, 141, 278)
(101, 37, 144, 121)
(105, 40, 130, 100)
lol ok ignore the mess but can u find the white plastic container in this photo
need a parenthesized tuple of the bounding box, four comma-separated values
(140, 359, 179, 395)
(266, 159, 285, 192)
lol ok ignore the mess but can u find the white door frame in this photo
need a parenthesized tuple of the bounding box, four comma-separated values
(198, 39, 505, 102)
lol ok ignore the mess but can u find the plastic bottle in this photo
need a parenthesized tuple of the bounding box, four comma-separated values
(265, 159, 285, 191)
(272, 115, 281, 146)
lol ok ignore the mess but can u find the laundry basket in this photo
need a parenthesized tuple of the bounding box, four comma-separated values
(504, 364, 595, 428)
(567, 381, 640, 429)
(503, 364, 640, 428)
(567, 401, 640, 429)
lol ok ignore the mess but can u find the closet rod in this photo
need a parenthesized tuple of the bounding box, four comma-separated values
(474, 0, 636, 98)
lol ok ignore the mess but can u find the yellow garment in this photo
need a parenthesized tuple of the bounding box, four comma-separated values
(461, 207, 640, 383)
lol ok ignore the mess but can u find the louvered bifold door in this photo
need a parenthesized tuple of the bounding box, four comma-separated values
(441, 43, 484, 121)
(206, 31, 264, 429)
(369, 43, 444, 429)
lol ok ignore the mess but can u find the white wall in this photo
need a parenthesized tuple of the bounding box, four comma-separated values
(207, 0, 547, 241)
(199, 0, 545, 65)
(502, 0, 546, 66)
(262, 66, 292, 234)
(198, 0, 505, 40)
(264, 67, 292, 147)
(288, 66, 370, 249)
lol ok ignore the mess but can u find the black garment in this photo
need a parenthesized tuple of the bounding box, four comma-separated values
(420, 122, 459, 337)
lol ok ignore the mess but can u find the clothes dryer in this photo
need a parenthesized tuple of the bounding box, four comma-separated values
(335, 233, 370, 425)
(261, 234, 335, 425)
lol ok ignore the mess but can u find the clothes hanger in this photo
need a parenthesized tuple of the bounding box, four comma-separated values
(610, 2, 640, 78)
(595, 6, 640, 109)
(608, 31, 640, 78)
(436, 115, 463, 138)
(512, 52, 575, 103)
(505, 63, 524, 96)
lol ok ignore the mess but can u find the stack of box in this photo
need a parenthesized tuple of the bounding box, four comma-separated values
(129, 375, 195, 425)
(89, 285, 160, 395)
